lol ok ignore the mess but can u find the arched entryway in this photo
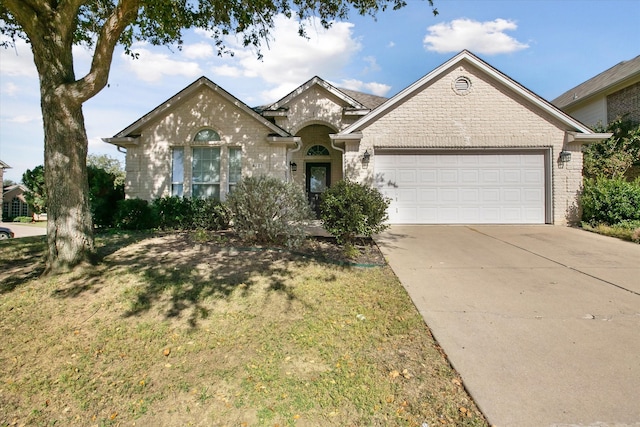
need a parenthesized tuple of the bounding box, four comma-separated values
(290, 124, 343, 215)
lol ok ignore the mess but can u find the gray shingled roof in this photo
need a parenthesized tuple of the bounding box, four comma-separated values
(337, 88, 388, 110)
(552, 55, 640, 109)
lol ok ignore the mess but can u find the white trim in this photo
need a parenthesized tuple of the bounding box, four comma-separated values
(264, 76, 369, 112)
(102, 136, 139, 147)
(566, 132, 613, 144)
(329, 132, 363, 141)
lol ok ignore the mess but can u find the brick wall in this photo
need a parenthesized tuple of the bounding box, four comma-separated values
(125, 86, 287, 201)
(607, 81, 640, 124)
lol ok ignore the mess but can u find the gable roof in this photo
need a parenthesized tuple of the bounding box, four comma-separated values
(552, 55, 640, 110)
(3, 184, 27, 198)
(262, 76, 371, 112)
(109, 76, 290, 140)
(339, 50, 597, 136)
(338, 88, 388, 110)
(0, 160, 10, 169)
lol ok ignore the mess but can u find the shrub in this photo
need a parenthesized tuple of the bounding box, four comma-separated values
(581, 177, 640, 225)
(190, 198, 231, 231)
(114, 199, 157, 230)
(320, 180, 390, 244)
(152, 196, 193, 230)
(12, 216, 32, 223)
(152, 196, 231, 231)
(227, 176, 313, 248)
(88, 165, 125, 229)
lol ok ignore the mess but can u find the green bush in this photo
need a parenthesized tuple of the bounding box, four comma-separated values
(320, 180, 390, 244)
(12, 216, 32, 223)
(581, 177, 640, 225)
(190, 198, 231, 231)
(114, 199, 157, 230)
(227, 176, 313, 248)
(152, 196, 231, 231)
(152, 196, 193, 230)
(88, 165, 125, 229)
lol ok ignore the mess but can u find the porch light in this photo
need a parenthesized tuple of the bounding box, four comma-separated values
(290, 161, 297, 172)
(559, 151, 571, 163)
(362, 150, 371, 163)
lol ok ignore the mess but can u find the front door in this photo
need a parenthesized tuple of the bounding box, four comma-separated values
(306, 162, 331, 217)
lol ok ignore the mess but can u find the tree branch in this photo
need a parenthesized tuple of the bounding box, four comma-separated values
(69, 0, 141, 103)
(1, 0, 42, 39)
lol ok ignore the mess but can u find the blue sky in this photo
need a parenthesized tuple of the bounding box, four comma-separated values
(1, 0, 639, 183)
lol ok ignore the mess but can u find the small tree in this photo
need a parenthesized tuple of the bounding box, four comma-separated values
(584, 118, 640, 179)
(320, 180, 390, 245)
(88, 165, 125, 228)
(22, 166, 47, 215)
(227, 176, 313, 248)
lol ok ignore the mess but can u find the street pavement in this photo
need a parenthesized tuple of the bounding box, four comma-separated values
(0, 222, 47, 238)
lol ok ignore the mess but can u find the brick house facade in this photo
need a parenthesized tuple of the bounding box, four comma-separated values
(105, 51, 609, 225)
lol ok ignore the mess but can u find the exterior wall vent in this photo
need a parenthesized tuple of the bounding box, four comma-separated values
(453, 76, 472, 95)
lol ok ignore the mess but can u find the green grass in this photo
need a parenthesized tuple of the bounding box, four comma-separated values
(0, 231, 487, 426)
(581, 221, 640, 243)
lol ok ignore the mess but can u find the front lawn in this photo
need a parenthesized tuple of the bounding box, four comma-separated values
(0, 232, 486, 426)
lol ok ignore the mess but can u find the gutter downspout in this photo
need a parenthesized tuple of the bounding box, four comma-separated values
(330, 138, 345, 177)
(287, 138, 302, 182)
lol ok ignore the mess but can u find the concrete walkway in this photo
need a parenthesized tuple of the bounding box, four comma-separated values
(375, 225, 640, 427)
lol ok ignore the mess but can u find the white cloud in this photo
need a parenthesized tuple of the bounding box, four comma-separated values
(200, 14, 364, 103)
(123, 46, 203, 83)
(423, 18, 529, 55)
(362, 56, 381, 74)
(183, 42, 215, 59)
(387, 41, 396, 48)
(0, 37, 37, 77)
(211, 64, 242, 77)
(339, 79, 391, 97)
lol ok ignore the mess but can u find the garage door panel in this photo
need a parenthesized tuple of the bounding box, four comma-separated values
(397, 188, 417, 203)
(481, 170, 500, 183)
(482, 188, 500, 202)
(419, 188, 438, 203)
(376, 152, 546, 224)
(460, 188, 480, 203)
(439, 188, 459, 203)
(523, 189, 544, 202)
(503, 189, 522, 202)
(439, 169, 458, 183)
(503, 169, 522, 183)
(461, 170, 479, 183)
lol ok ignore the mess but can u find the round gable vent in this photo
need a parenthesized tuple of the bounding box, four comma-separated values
(452, 76, 472, 95)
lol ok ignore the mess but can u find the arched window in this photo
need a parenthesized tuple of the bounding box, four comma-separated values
(306, 145, 330, 156)
(194, 128, 221, 142)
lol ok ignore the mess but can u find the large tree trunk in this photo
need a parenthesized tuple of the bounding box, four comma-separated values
(42, 90, 95, 273)
(30, 14, 96, 274)
(2, 0, 141, 274)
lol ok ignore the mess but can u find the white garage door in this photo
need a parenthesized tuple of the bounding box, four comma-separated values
(375, 151, 547, 224)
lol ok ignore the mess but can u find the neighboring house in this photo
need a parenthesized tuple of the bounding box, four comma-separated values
(2, 184, 31, 221)
(552, 55, 640, 128)
(105, 50, 609, 226)
(0, 160, 9, 221)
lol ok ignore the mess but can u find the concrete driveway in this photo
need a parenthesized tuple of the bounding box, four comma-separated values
(375, 225, 640, 427)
